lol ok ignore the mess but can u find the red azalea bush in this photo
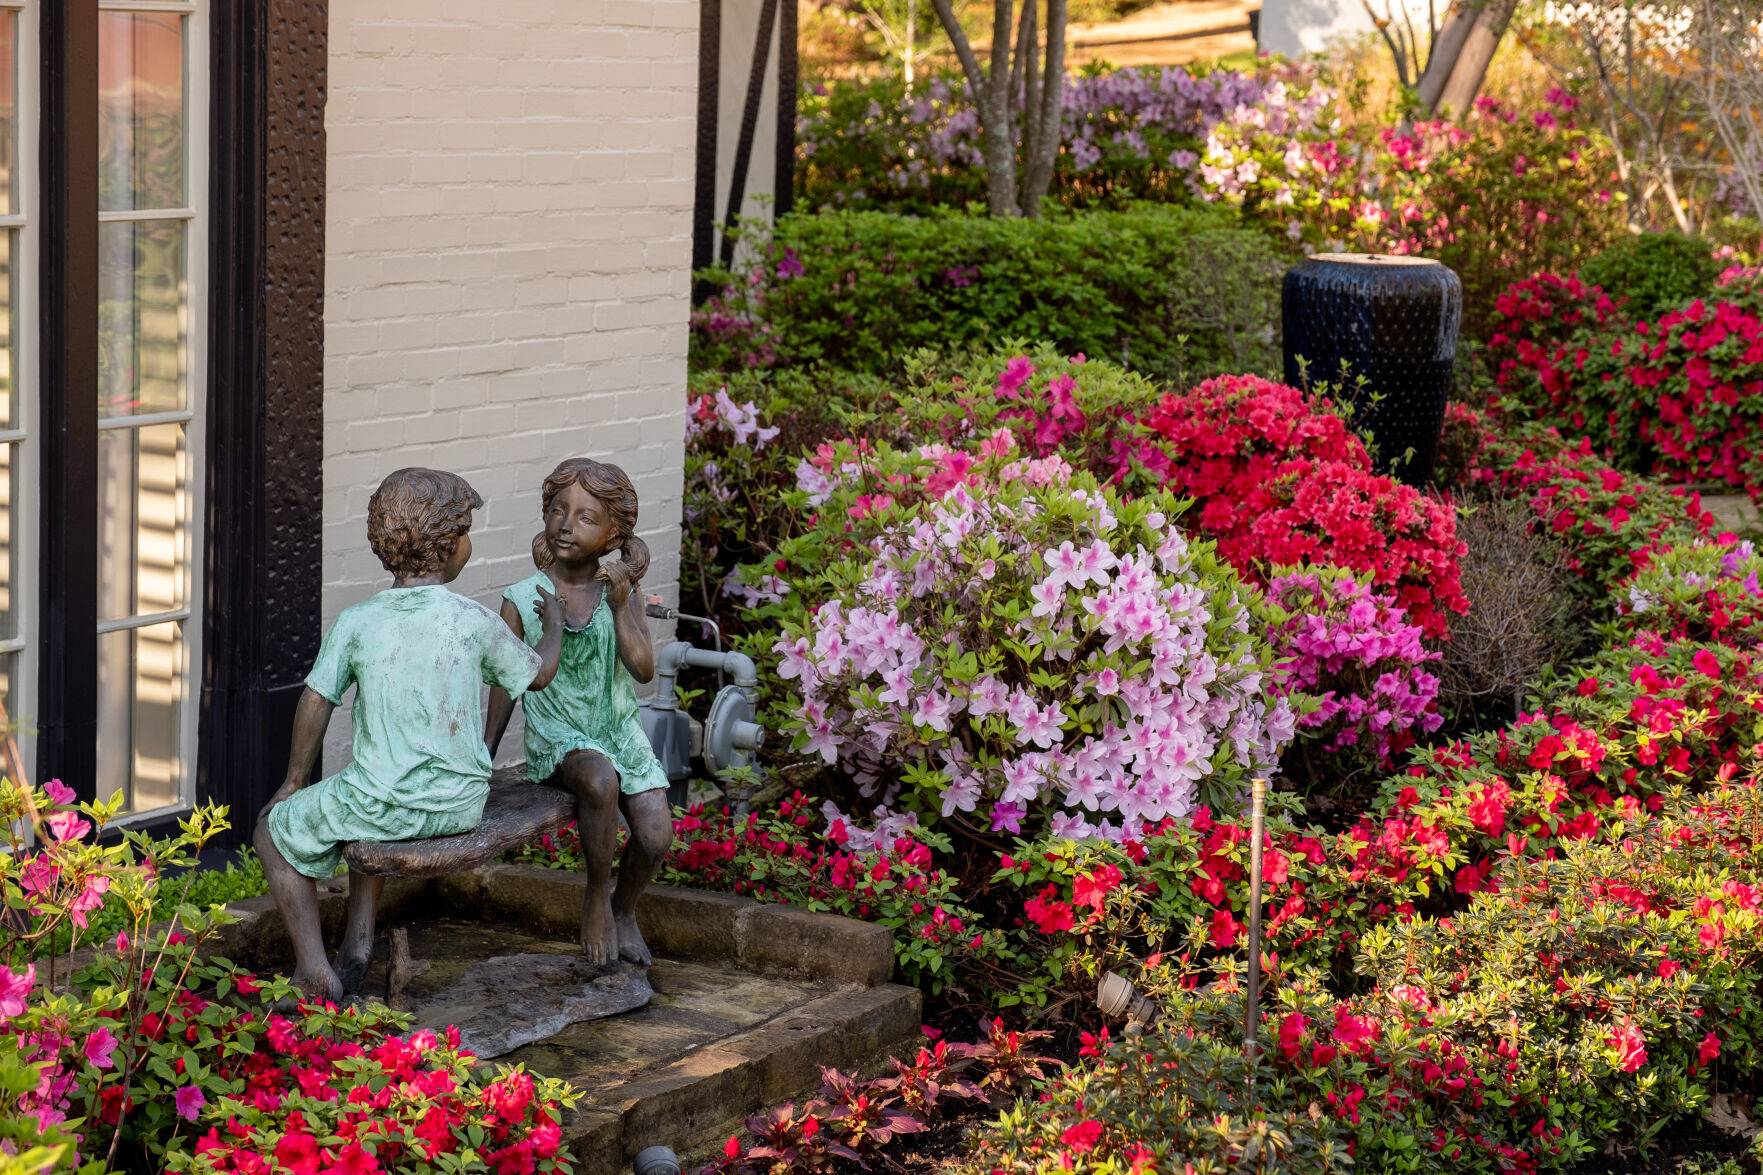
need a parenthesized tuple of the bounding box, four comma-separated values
(1137, 374, 1468, 637)
(1347, 631, 1763, 902)
(1481, 270, 1763, 495)
(166, 1009, 572, 1175)
(1473, 424, 1717, 599)
(1631, 276, 1763, 492)
(0, 780, 578, 1175)
(963, 768, 1763, 1174)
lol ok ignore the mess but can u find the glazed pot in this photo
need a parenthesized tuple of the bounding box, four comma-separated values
(1282, 254, 1463, 486)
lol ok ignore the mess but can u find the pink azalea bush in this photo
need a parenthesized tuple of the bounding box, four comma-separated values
(1265, 568, 1442, 780)
(773, 472, 1295, 838)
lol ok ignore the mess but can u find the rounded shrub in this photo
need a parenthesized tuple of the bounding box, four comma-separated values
(1136, 373, 1469, 638)
(1582, 232, 1719, 321)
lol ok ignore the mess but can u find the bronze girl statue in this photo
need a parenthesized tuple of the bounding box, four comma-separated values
(486, 458, 674, 967)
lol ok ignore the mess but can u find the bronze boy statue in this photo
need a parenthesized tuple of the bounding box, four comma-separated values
(257, 468, 563, 1002)
(486, 458, 675, 968)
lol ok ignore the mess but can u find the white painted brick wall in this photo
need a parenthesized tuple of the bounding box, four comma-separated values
(321, 0, 697, 770)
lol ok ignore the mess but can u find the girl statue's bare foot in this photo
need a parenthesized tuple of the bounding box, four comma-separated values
(615, 910, 652, 966)
(332, 950, 371, 997)
(580, 893, 619, 967)
(288, 964, 344, 1009)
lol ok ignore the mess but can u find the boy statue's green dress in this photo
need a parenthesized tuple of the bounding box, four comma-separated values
(266, 584, 543, 879)
(254, 467, 564, 1004)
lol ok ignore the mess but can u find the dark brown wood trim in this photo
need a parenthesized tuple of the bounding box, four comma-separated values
(691, 0, 723, 300)
(774, 0, 796, 220)
(198, 0, 328, 842)
(35, 1, 99, 795)
(719, 0, 779, 268)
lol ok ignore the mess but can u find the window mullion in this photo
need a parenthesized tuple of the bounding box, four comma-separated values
(35, 0, 101, 798)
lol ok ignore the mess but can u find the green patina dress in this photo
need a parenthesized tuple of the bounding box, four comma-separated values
(267, 585, 543, 879)
(505, 571, 669, 795)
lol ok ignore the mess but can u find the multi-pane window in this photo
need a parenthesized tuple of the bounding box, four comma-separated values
(96, 1, 205, 815)
(0, 0, 33, 774)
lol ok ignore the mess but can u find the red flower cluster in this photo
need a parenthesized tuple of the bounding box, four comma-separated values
(1483, 270, 1763, 496)
(179, 1005, 568, 1175)
(1136, 374, 1468, 637)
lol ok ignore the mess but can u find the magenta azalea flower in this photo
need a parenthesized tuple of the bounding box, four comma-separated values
(174, 1085, 207, 1121)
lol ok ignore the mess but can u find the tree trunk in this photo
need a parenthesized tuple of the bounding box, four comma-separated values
(1020, 0, 1067, 215)
(1428, 0, 1517, 117)
(1415, 2, 1475, 112)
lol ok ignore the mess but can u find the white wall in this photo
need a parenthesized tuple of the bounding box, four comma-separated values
(322, 0, 698, 769)
(1258, 0, 1434, 59)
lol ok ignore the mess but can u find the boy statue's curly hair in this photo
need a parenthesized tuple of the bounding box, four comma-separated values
(367, 468, 484, 578)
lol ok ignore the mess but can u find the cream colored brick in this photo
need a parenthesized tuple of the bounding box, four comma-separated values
(324, 0, 695, 766)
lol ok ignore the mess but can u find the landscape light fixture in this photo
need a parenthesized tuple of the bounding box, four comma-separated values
(1096, 970, 1159, 1036)
(634, 1146, 682, 1175)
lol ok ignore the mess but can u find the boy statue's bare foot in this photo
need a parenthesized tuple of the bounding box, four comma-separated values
(580, 893, 619, 967)
(615, 909, 652, 966)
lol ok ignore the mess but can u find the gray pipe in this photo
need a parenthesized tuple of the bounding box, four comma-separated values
(652, 641, 760, 710)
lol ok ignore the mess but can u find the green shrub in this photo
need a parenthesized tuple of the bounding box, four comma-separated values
(690, 206, 1285, 382)
(1582, 232, 1720, 321)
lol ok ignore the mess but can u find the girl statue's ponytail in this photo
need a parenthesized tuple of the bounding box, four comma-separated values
(618, 534, 651, 583)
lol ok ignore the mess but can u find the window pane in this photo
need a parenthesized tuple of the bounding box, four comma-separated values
(0, 440, 13, 640)
(0, 8, 14, 217)
(98, 219, 185, 418)
(98, 423, 187, 624)
(0, 228, 10, 427)
(97, 620, 185, 813)
(98, 11, 184, 213)
(0, 651, 13, 745)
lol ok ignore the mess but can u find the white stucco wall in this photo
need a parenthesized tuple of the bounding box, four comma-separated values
(321, 0, 698, 769)
(1258, 0, 1435, 59)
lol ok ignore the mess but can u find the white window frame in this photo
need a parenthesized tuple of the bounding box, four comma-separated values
(97, 0, 206, 824)
(0, 0, 38, 789)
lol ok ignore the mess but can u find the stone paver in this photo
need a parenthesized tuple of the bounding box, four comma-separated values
(1703, 493, 1760, 534)
(203, 877, 921, 1173)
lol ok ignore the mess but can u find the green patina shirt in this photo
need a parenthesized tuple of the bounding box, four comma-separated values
(505, 571, 669, 795)
(266, 584, 542, 878)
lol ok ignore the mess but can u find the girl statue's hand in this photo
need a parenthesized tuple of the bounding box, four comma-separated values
(597, 556, 634, 608)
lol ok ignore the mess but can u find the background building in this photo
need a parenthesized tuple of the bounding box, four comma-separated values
(2, 0, 792, 837)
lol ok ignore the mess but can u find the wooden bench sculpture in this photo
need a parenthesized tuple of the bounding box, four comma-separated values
(342, 770, 575, 878)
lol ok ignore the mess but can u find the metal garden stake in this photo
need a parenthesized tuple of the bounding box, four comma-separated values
(1244, 777, 1268, 1058)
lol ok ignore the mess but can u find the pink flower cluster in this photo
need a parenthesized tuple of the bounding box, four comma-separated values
(1266, 571, 1443, 762)
(776, 479, 1293, 840)
(687, 386, 781, 449)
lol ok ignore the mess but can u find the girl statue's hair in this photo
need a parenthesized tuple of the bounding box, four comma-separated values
(532, 457, 651, 580)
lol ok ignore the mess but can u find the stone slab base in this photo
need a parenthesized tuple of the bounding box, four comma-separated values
(176, 868, 921, 1174)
